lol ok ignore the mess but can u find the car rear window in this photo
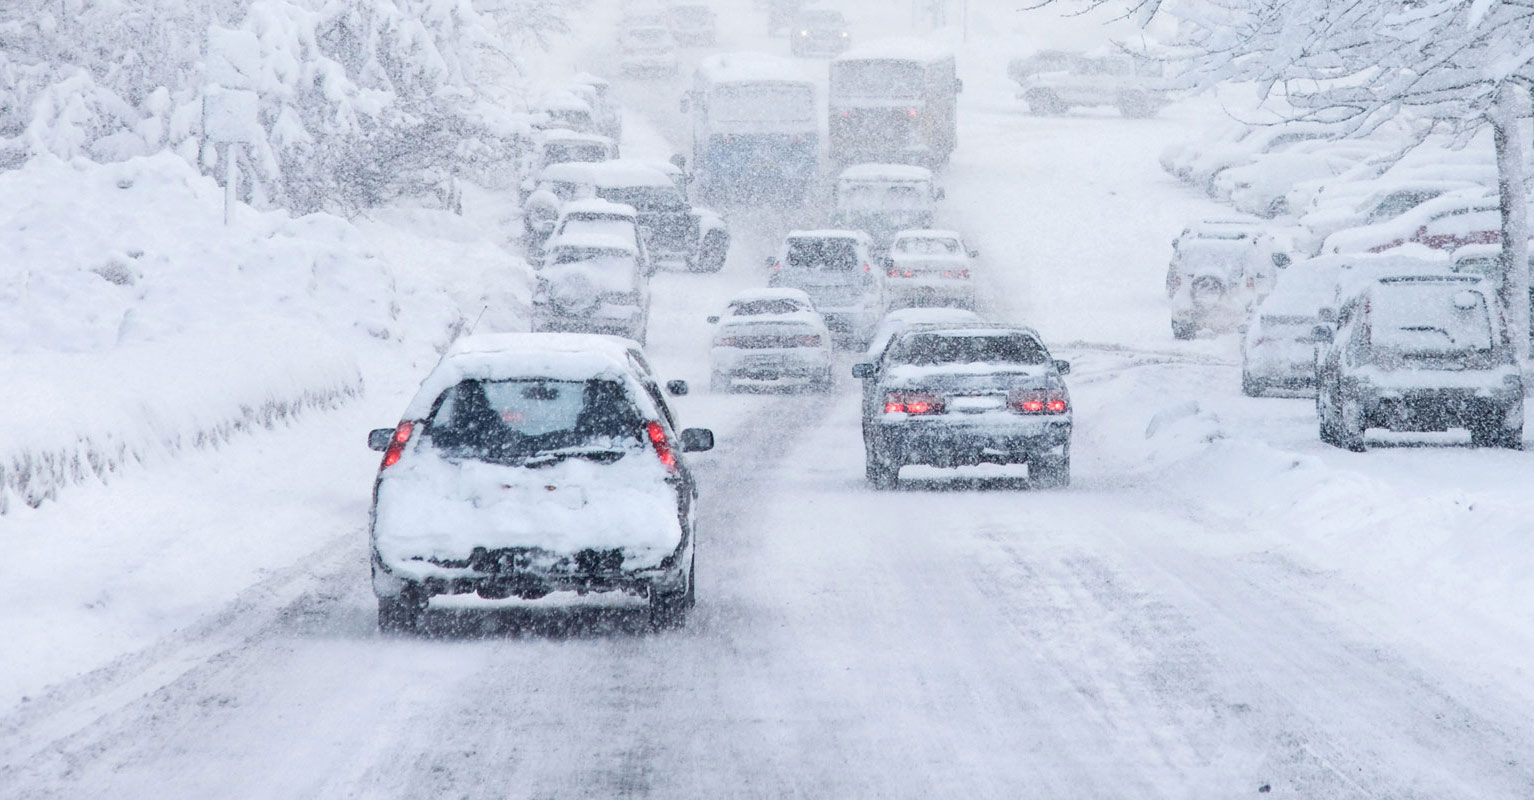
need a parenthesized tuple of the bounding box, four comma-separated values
(894, 237, 960, 255)
(731, 298, 805, 315)
(1371, 283, 1492, 353)
(890, 333, 1049, 366)
(427, 379, 642, 462)
(787, 238, 859, 270)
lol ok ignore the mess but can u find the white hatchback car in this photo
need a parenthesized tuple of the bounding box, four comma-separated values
(707, 288, 834, 391)
(883, 229, 979, 310)
(367, 333, 715, 632)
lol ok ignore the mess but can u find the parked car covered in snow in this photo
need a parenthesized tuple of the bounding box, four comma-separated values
(707, 288, 834, 391)
(852, 323, 1074, 489)
(621, 25, 680, 76)
(767, 229, 884, 345)
(1294, 177, 1486, 257)
(1008, 49, 1169, 117)
(366, 333, 714, 632)
(667, 3, 717, 46)
(1167, 218, 1285, 338)
(882, 228, 979, 310)
(1315, 274, 1522, 450)
(1240, 271, 1335, 396)
(833, 163, 943, 248)
(1180, 121, 1337, 194)
(532, 233, 652, 343)
(1322, 188, 1501, 255)
(1215, 139, 1388, 217)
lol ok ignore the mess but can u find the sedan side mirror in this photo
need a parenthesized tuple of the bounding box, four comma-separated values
(1311, 325, 1334, 344)
(679, 427, 714, 452)
(706, 315, 720, 324)
(367, 428, 394, 451)
(1052, 359, 1071, 376)
(665, 379, 689, 396)
(851, 362, 876, 379)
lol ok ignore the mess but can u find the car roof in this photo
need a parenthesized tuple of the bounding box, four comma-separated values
(838, 163, 934, 182)
(836, 37, 952, 63)
(547, 231, 639, 253)
(697, 52, 816, 85)
(559, 198, 637, 218)
(785, 228, 871, 242)
(728, 287, 814, 304)
(404, 333, 651, 419)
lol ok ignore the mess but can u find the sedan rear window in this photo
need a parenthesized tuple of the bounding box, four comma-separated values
(787, 237, 859, 270)
(890, 333, 1049, 366)
(730, 298, 805, 315)
(1371, 283, 1492, 353)
(427, 379, 642, 462)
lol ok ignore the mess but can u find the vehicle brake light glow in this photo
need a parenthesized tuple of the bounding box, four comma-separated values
(381, 421, 414, 469)
(907, 108, 918, 118)
(646, 421, 677, 473)
(884, 392, 945, 415)
(1008, 391, 1069, 415)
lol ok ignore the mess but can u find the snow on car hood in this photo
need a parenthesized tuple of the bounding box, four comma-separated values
(373, 446, 682, 569)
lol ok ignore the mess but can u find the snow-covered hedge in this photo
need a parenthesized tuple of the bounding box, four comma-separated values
(0, 153, 465, 513)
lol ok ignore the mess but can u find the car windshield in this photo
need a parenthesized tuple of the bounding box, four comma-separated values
(730, 298, 806, 315)
(543, 142, 607, 165)
(832, 60, 924, 99)
(426, 379, 642, 462)
(597, 186, 687, 212)
(894, 236, 960, 255)
(549, 246, 633, 266)
(889, 333, 1049, 366)
(1370, 283, 1493, 354)
(710, 84, 815, 124)
(786, 237, 859, 270)
(840, 182, 930, 211)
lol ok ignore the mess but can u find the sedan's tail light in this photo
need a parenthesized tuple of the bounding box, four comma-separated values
(884, 392, 945, 415)
(646, 421, 677, 474)
(381, 421, 414, 469)
(1008, 390, 1068, 415)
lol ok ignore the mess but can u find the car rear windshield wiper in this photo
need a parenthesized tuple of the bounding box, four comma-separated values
(522, 446, 630, 467)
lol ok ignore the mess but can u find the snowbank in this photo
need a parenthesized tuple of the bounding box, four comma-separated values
(0, 153, 499, 513)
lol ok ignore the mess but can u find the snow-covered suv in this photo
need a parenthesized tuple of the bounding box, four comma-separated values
(366, 333, 715, 632)
(1008, 50, 1169, 117)
(1315, 275, 1523, 451)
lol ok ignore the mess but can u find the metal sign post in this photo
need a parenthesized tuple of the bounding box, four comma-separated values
(203, 28, 261, 226)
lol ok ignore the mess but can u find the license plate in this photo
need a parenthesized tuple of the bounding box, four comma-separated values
(949, 395, 1005, 413)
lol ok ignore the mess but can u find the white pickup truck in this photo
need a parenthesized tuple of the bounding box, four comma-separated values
(1008, 50, 1170, 118)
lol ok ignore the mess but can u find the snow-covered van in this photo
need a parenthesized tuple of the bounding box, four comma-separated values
(684, 52, 819, 204)
(367, 333, 715, 632)
(829, 39, 960, 167)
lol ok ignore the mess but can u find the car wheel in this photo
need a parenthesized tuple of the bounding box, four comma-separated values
(1117, 91, 1154, 118)
(1470, 406, 1522, 449)
(1339, 396, 1367, 452)
(1171, 320, 1196, 340)
(1241, 373, 1266, 397)
(1025, 89, 1064, 115)
(1031, 451, 1071, 489)
(377, 585, 426, 635)
(648, 561, 693, 630)
(866, 445, 899, 489)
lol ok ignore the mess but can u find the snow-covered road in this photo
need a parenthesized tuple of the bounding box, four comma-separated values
(5, 3, 1534, 798)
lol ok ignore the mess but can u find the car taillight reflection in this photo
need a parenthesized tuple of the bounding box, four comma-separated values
(884, 392, 945, 415)
(381, 421, 414, 469)
(646, 421, 677, 473)
(1008, 390, 1069, 415)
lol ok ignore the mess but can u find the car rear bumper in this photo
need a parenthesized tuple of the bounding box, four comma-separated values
(1356, 384, 1522, 432)
(372, 542, 690, 600)
(887, 281, 975, 309)
(712, 346, 831, 379)
(875, 415, 1072, 467)
(533, 305, 644, 338)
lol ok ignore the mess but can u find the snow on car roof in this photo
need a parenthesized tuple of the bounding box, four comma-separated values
(404, 334, 650, 419)
(589, 160, 679, 188)
(538, 161, 603, 182)
(836, 37, 952, 63)
(697, 52, 816, 85)
(727, 287, 814, 304)
(785, 228, 870, 241)
(559, 198, 636, 218)
(538, 129, 613, 146)
(838, 163, 934, 182)
(546, 231, 639, 253)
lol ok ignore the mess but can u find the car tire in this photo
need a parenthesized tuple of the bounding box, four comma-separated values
(866, 445, 899, 489)
(1025, 89, 1064, 115)
(377, 586, 426, 635)
(648, 558, 694, 630)
(1471, 407, 1523, 449)
(1117, 91, 1154, 118)
(1171, 320, 1196, 340)
(1031, 451, 1071, 489)
(1339, 396, 1367, 452)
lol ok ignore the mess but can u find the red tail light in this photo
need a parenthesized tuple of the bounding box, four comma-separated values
(646, 421, 677, 473)
(907, 108, 918, 117)
(1008, 390, 1069, 415)
(884, 392, 945, 415)
(381, 421, 414, 469)
(863, 263, 871, 272)
(772, 260, 782, 270)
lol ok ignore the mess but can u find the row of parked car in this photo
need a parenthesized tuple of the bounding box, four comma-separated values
(1161, 120, 1525, 451)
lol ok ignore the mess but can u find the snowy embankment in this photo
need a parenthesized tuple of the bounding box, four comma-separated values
(0, 153, 528, 514)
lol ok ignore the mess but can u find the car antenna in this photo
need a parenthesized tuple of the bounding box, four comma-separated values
(466, 305, 488, 337)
